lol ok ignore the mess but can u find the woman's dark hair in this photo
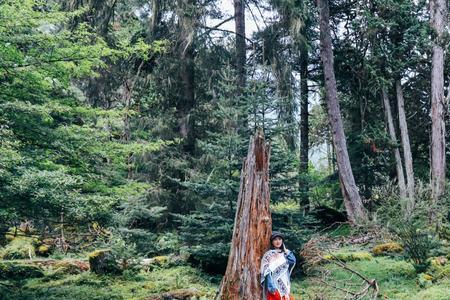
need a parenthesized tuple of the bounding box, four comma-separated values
(270, 240, 285, 250)
(269, 231, 285, 250)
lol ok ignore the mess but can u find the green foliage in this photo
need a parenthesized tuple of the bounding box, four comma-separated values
(176, 209, 233, 274)
(271, 200, 318, 255)
(0, 0, 169, 250)
(396, 225, 437, 273)
(371, 181, 447, 273)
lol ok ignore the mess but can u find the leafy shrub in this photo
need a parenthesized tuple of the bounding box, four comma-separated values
(396, 225, 437, 273)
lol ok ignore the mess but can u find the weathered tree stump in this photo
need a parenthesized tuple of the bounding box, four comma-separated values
(217, 130, 272, 299)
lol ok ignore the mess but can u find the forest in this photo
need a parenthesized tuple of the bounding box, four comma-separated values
(0, 0, 449, 299)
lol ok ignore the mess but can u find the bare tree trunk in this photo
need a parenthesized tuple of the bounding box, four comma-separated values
(382, 87, 407, 200)
(395, 81, 415, 203)
(177, 0, 196, 153)
(317, 0, 365, 223)
(430, 0, 447, 218)
(234, 0, 246, 94)
(218, 130, 272, 299)
(299, 47, 309, 210)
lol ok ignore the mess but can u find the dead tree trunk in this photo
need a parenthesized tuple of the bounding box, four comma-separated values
(218, 130, 272, 300)
(430, 0, 447, 219)
(317, 0, 366, 223)
(381, 87, 407, 200)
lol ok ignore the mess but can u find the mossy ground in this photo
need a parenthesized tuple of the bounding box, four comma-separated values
(0, 265, 217, 300)
(1, 249, 449, 299)
(291, 254, 450, 299)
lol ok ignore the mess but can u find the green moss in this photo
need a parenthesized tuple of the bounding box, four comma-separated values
(0, 237, 37, 259)
(36, 244, 51, 257)
(324, 251, 373, 262)
(53, 261, 89, 275)
(6, 266, 216, 300)
(0, 261, 44, 280)
(372, 242, 404, 256)
(87, 249, 105, 259)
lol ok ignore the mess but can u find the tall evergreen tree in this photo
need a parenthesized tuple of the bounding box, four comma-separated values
(317, 0, 366, 223)
(430, 0, 447, 218)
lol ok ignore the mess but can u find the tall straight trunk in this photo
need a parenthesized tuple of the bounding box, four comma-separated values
(317, 0, 365, 223)
(234, 0, 246, 94)
(218, 130, 272, 299)
(430, 0, 447, 215)
(382, 87, 407, 200)
(273, 60, 296, 151)
(299, 47, 309, 210)
(89, 0, 118, 38)
(395, 81, 414, 201)
(149, 0, 161, 39)
(177, 0, 196, 153)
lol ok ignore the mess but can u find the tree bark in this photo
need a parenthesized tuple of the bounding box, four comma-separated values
(234, 0, 246, 94)
(177, 0, 196, 153)
(149, 0, 161, 39)
(273, 59, 296, 151)
(299, 45, 309, 210)
(381, 87, 407, 200)
(395, 81, 414, 202)
(218, 130, 272, 299)
(317, 0, 365, 223)
(430, 0, 447, 217)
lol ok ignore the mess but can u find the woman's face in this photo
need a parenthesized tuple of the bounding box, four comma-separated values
(271, 237, 283, 249)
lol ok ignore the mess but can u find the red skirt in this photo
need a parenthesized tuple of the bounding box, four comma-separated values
(266, 290, 295, 300)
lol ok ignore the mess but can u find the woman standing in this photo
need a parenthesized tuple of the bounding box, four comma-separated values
(260, 231, 296, 300)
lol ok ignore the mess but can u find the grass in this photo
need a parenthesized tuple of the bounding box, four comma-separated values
(291, 256, 449, 299)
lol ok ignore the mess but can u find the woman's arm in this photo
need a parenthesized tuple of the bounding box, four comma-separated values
(265, 274, 277, 293)
(285, 250, 296, 272)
